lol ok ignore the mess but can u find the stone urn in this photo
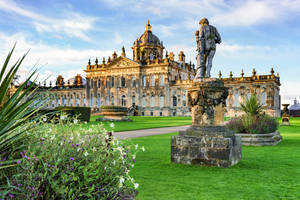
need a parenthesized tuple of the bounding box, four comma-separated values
(171, 78, 242, 168)
(100, 106, 128, 121)
(282, 104, 290, 126)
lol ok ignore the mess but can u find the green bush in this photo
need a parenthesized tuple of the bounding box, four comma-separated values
(101, 106, 128, 112)
(55, 106, 91, 122)
(227, 114, 279, 134)
(0, 118, 141, 199)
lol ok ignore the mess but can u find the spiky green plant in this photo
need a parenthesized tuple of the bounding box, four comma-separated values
(0, 45, 42, 169)
(240, 94, 264, 119)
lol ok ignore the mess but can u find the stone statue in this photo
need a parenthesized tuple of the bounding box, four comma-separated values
(194, 18, 221, 79)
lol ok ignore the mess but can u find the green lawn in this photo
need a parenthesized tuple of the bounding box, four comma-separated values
(82, 116, 192, 132)
(128, 118, 300, 200)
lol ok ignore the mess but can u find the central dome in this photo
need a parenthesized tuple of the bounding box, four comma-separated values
(137, 20, 160, 45)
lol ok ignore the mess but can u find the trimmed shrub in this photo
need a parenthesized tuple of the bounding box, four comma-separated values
(227, 114, 279, 134)
(101, 106, 128, 112)
(55, 106, 91, 122)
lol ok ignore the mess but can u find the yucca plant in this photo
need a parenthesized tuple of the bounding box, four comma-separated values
(0, 45, 42, 169)
(240, 94, 264, 120)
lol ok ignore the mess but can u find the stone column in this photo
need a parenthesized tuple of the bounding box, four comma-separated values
(171, 78, 242, 168)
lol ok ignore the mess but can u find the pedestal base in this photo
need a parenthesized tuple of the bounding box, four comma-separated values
(171, 126, 242, 168)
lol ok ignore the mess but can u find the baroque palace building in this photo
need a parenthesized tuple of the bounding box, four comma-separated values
(20, 20, 281, 117)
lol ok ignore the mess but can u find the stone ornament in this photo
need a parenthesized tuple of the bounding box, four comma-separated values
(188, 78, 228, 126)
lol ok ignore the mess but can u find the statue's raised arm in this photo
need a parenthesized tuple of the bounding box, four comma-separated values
(194, 18, 221, 80)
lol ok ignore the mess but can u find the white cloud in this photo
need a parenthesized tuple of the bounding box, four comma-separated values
(211, 1, 277, 26)
(0, 0, 97, 41)
(0, 32, 114, 84)
(101, 0, 300, 28)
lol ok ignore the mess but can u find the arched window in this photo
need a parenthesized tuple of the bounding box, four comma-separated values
(97, 79, 101, 88)
(90, 79, 93, 88)
(261, 92, 266, 105)
(106, 78, 109, 88)
(111, 95, 114, 105)
(151, 75, 155, 87)
(132, 95, 135, 104)
(70, 95, 73, 106)
(83, 96, 86, 106)
(97, 93, 101, 107)
(132, 76, 136, 87)
(182, 94, 186, 106)
(76, 95, 80, 106)
(159, 95, 164, 107)
(121, 95, 126, 106)
(149, 52, 154, 60)
(160, 75, 164, 86)
(121, 77, 126, 87)
(234, 91, 239, 107)
(142, 75, 146, 87)
(111, 77, 114, 87)
(142, 95, 146, 107)
(105, 96, 108, 105)
(173, 95, 177, 107)
(63, 95, 67, 106)
(90, 94, 93, 107)
(150, 94, 155, 107)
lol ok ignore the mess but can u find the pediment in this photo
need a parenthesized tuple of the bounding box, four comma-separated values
(106, 56, 140, 68)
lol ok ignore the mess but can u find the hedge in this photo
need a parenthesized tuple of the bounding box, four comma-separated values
(101, 106, 128, 112)
(55, 106, 91, 122)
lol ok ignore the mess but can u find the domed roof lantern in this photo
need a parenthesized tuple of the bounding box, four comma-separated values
(145, 19, 152, 31)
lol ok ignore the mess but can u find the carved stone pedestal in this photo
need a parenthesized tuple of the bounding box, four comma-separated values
(171, 78, 242, 168)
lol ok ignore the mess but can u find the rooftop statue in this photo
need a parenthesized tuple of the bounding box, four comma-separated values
(194, 18, 221, 79)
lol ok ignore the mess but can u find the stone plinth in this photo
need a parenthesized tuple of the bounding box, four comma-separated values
(171, 79, 242, 168)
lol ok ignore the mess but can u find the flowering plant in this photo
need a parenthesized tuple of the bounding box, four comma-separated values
(1, 117, 141, 199)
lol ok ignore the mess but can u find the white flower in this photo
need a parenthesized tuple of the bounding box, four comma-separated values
(84, 151, 88, 157)
(142, 146, 145, 152)
(70, 136, 74, 141)
(50, 135, 55, 140)
(116, 140, 119, 145)
(104, 167, 107, 170)
(92, 147, 96, 152)
(89, 128, 92, 132)
(134, 183, 139, 189)
(77, 133, 80, 137)
(135, 144, 138, 150)
(73, 119, 78, 124)
(133, 154, 136, 160)
(43, 117, 47, 122)
(113, 161, 116, 166)
(120, 177, 125, 184)
(77, 148, 81, 152)
(131, 164, 134, 168)
(84, 121, 87, 124)
(60, 115, 66, 120)
(110, 123, 115, 128)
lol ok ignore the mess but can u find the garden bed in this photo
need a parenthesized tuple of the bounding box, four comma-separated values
(235, 131, 282, 146)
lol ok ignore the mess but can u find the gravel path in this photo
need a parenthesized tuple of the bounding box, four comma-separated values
(112, 125, 190, 139)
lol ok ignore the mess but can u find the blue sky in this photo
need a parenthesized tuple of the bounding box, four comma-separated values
(0, 0, 300, 104)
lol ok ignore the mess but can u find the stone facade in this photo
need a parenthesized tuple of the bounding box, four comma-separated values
(20, 20, 281, 117)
